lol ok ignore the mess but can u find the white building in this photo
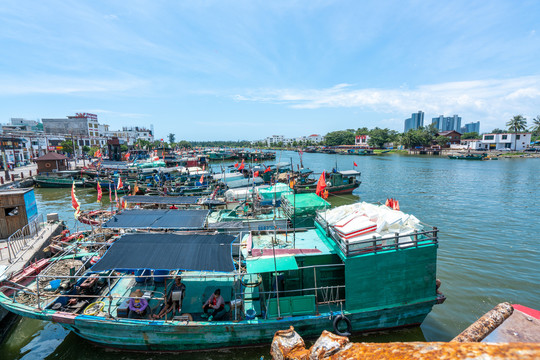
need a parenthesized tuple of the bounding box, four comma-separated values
(265, 135, 285, 146)
(481, 133, 532, 151)
(306, 134, 324, 144)
(355, 135, 370, 147)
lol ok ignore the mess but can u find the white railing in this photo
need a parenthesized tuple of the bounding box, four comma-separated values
(2, 214, 45, 263)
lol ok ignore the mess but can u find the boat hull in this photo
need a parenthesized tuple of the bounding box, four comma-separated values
(1, 297, 435, 351)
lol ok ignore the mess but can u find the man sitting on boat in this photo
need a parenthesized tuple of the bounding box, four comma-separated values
(128, 289, 150, 319)
(201, 289, 225, 321)
(153, 276, 186, 319)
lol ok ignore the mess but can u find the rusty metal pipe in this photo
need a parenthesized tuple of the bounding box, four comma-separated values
(452, 302, 514, 343)
(326, 342, 540, 360)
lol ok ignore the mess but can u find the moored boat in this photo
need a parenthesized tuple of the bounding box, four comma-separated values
(0, 201, 444, 351)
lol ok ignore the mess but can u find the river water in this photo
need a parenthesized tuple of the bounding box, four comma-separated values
(1, 151, 539, 359)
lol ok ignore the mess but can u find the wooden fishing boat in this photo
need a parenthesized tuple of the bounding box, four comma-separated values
(78, 210, 115, 226)
(448, 154, 486, 160)
(0, 202, 444, 351)
(34, 176, 86, 188)
(294, 170, 361, 195)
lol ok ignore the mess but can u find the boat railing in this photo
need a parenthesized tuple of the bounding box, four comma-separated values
(3, 214, 45, 264)
(316, 213, 438, 257)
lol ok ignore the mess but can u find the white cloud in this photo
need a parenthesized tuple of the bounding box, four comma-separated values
(0, 75, 147, 96)
(234, 76, 540, 129)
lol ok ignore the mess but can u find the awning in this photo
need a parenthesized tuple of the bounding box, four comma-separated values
(91, 233, 236, 273)
(338, 170, 361, 176)
(102, 209, 209, 230)
(123, 195, 201, 205)
(246, 255, 298, 273)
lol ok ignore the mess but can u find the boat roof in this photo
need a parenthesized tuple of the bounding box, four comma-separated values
(123, 195, 200, 205)
(90, 233, 236, 273)
(338, 170, 361, 176)
(101, 209, 209, 230)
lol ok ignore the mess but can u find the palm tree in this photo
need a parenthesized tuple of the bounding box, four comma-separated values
(506, 115, 527, 150)
(531, 115, 540, 137)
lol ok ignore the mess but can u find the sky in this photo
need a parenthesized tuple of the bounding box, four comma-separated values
(0, 0, 539, 140)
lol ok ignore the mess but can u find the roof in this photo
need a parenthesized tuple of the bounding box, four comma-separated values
(338, 170, 361, 176)
(438, 131, 462, 136)
(246, 255, 298, 273)
(102, 209, 209, 230)
(90, 233, 236, 273)
(34, 152, 68, 161)
(124, 195, 201, 205)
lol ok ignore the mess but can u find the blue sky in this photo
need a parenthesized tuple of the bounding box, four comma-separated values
(0, 1, 539, 140)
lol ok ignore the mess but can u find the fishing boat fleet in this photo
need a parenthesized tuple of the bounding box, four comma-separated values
(0, 149, 446, 351)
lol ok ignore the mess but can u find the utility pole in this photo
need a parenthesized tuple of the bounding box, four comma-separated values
(1, 136, 9, 180)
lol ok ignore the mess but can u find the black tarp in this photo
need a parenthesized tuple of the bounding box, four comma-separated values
(124, 195, 201, 205)
(101, 209, 209, 229)
(91, 233, 236, 272)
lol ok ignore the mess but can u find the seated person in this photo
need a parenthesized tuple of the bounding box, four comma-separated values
(128, 289, 149, 319)
(153, 276, 186, 319)
(202, 289, 226, 321)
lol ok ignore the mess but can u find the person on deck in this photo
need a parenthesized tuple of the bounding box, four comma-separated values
(128, 289, 149, 319)
(202, 289, 226, 321)
(153, 276, 186, 319)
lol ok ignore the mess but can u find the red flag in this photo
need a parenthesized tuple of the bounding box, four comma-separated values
(393, 199, 400, 211)
(238, 160, 245, 170)
(115, 188, 119, 208)
(109, 183, 112, 202)
(354, 161, 358, 167)
(71, 182, 80, 218)
(263, 167, 271, 173)
(234, 162, 239, 168)
(200, 174, 204, 184)
(254, 170, 260, 177)
(315, 172, 327, 196)
(96, 181, 102, 203)
(117, 176, 123, 190)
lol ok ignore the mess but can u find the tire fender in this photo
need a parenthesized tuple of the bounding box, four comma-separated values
(333, 314, 352, 336)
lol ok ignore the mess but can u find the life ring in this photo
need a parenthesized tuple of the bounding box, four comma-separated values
(240, 273, 262, 288)
(83, 301, 105, 316)
(333, 314, 352, 336)
(326, 182, 332, 187)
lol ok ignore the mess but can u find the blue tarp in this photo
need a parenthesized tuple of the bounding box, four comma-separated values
(91, 233, 236, 273)
(102, 209, 209, 230)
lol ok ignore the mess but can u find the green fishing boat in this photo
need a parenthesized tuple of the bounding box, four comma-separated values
(448, 154, 486, 160)
(0, 201, 444, 351)
(295, 170, 361, 195)
(33, 176, 85, 188)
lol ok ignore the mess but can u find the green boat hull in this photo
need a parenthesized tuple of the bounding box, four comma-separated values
(1, 297, 435, 351)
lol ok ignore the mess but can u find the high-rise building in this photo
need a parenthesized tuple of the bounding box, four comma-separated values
(432, 115, 461, 132)
(461, 121, 480, 134)
(404, 111, 424, 132)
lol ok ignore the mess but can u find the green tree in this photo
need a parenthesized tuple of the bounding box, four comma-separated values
(168, 133, 176, 144)
(82, 145, 90, 154)
(530, 115, 540, 136)
(176, 140, 192, 149)
(120, 144, 128, 152)
(435, 136, 450, 147)
(506, 115, 527, 150)
(355, 127, 369, 135)
(462, 132, 480, 139)
(490, 128, 504, 134)
(60, 139, 77, 154)
(324, 130, 355, 146)
(367, 128, 391, 148)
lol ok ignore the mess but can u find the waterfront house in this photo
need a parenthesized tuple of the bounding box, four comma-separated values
(34, 152, 68, 174)
(436, 131, 462, 146)
(481, 133, 532, 151)
(355, 135, 370, 148)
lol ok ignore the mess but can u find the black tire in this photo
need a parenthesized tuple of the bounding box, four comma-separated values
(333, 314, 352, 336)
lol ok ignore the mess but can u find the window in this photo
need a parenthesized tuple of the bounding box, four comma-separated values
(484, 135, 494, 140)
(502, 135, 507, 140)
(516, 135, 520, 139)
(5, 206, 19, 216)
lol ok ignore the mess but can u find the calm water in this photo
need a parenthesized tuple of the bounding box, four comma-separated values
(1, 151, 539, 359)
